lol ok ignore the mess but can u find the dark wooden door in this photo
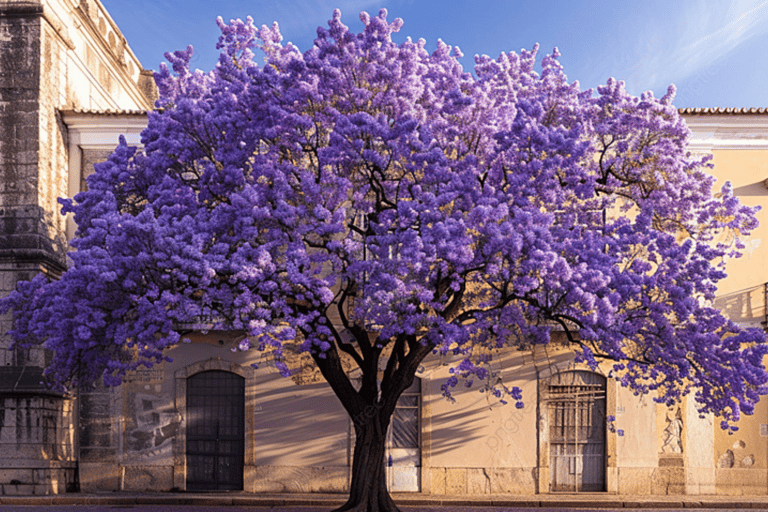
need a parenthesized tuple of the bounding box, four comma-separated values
(186, 371, 245, 491)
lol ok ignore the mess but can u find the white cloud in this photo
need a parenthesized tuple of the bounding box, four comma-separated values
(654, 0, 768, 90)
(678, 1, 768, 68)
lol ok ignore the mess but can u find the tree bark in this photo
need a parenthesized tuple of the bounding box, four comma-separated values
(333, 407, 399, 512)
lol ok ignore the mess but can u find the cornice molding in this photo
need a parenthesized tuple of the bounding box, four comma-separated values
(0, 1, 43, 16)
(61, 109, 147, 148)
(682, 113, 768, 151)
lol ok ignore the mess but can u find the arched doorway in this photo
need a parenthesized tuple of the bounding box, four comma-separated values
(186, 370, 245, 491)
(548, 370, 606, 492)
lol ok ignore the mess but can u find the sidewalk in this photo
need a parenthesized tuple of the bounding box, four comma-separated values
(2, 492, 768, 509)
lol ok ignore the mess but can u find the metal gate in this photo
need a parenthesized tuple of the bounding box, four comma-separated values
(186, 371, 245, 491)
(549, 371, 606, 492)
(386, 378, 420, 492)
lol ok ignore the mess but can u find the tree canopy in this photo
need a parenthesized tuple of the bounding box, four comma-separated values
(2, 9, 767, 511)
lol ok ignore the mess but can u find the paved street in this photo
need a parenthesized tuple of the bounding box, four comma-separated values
(3, 492, 768, 512)
(1, 504, 768, 512)
(0, 507, 767, 512)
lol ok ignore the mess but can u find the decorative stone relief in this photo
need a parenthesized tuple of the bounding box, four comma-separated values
(124, 390, 180, 462)
(717, 449, 734, 468)
(717, 439, 754, 469)
(661, 408, 683, 454)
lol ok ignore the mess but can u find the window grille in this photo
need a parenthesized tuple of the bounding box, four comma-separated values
(387, 378, 421, 492)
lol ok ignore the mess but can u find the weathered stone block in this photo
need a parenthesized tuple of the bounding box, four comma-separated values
(80, 393, 113, 417)
(1, 483, 37, 495)
(0, 463, 72, 495)
(80, 421, 112, 448)
(242, 464, 256, 493)
(78, 462, 119, 492)
(0, 468, 33, 484)
(715, 468, 768, 496)
(659, 454, 684, 467)
(310, 467, 348, 493)
(33, 468, 51, 483)
(487, 468, 512, 494)
(48, 476, 62, 494)
(2, 444, 46, 459)
(429, 467, 446, 495)
(251, 466, 288, 493)
(123, 465, 173, 491)
(252, 466, 313, 493)
(79, 447, 117, 462)
(487, 467, 536, 495)
(445, 467, 467, 494)
(466, 468, 489, 494)
(618, 467, 653, 495)
(651, 466, 686, 495)
(172, 464, 185, 490)
(686, 467, 715, 495)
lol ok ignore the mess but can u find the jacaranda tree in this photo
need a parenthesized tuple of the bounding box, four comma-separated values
(3, 9, 767, 512)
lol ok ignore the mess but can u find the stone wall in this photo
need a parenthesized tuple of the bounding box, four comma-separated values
(0, 2, 71, 496)
(428, 467, 537, 495)
(0, 2, 67, 276)
(0, 0, 154, 496)
(38, 16, 70, 258)
(0, 2, 41, 211)
(77, 383, 120, 491)
(0, 394, 76, 495)
(251, 466, 349, 493)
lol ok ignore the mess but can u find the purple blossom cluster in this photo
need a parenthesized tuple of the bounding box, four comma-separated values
(1, 9, 766, 434)
(605, 415, 624, 437)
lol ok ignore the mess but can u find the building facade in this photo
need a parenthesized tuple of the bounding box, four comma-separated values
(683, 109, 768, 495)
(2, 0, 768, 498)
(0, 0, 153, 495)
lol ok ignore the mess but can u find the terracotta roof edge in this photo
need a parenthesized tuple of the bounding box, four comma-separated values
(60, 108, 151, 116)
(678, 107, 768, 115)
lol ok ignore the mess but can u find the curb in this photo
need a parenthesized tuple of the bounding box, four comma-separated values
(1, 493, 768, 508)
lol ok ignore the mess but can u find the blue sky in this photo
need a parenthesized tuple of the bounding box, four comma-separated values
(100, 0, 768, 108)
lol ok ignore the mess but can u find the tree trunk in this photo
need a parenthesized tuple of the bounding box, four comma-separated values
(333, 408, 399, 512)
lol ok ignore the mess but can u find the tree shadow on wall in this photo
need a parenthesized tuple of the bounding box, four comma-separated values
(714, 285, 766, 326)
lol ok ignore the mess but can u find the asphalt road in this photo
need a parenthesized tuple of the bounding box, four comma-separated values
(0, 506, 767, 512)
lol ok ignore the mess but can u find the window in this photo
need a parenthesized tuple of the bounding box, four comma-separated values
(386, 378, 421, 492)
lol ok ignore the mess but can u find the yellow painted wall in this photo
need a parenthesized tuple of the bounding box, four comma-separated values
(710, 150, 768, 323)
(426, 350, 538, 470)
(706, 147, 768, 486)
